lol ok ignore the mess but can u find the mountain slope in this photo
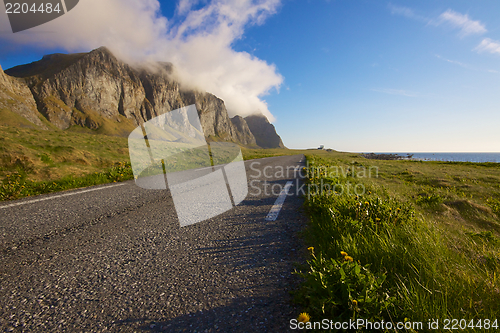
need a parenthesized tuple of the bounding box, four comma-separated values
(2, 47, 283, 148)
(0, 65, 50, 129)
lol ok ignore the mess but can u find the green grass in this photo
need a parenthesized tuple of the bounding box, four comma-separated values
(0, 124, 307, 201)
(0, 124, 134, 200)
(293, 154, 500, 332)
(1, 162, 133, 201)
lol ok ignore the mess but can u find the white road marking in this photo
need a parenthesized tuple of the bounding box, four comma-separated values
(265, 181, 294, 221)
(0, 183, 128, 210)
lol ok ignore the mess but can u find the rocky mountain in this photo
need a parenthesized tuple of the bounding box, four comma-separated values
(0, 64, 48, 129)
(245, 114, 285, 149)
(0, 47, 285, 148)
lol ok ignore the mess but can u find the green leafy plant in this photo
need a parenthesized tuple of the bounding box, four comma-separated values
(294, 249, 394, 322)
(416, 193, 444, 206)
(486, 197, 500, 217)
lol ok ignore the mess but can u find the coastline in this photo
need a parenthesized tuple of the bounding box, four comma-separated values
(362, 152, 500, 163)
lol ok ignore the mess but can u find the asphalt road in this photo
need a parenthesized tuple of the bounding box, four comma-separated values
(0, 155, 308, 332)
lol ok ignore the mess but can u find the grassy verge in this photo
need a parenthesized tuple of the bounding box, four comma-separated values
(1, 162, 134, 201)
(293, 154, 500, 331)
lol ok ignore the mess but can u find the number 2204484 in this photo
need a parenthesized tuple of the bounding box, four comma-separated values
(442, 319, 498, 330)
(5, 2, 61, 14)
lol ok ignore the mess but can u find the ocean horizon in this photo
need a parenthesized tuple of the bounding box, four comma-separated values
(371, 152, 500, 163)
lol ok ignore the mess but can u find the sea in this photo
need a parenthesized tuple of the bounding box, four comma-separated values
(379, 153, 500, 163)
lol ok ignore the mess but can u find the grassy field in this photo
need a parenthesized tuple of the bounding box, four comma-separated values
(293, 153, 500, 332)
(0, 125, 135, 200)
(0, 125, 307, 200)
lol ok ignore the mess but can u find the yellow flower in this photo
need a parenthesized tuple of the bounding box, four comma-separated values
(352, 299, 358, 306)
(340, 251, 348, 257)
(307, 247, 314, 252)
(375, 218, 381, 221)
(344, 256, 354, 262)
(297, 312, 310, 323)
(364, 201, 369, 205)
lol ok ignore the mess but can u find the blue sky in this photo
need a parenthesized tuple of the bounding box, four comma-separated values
(1, 0, 499, 152)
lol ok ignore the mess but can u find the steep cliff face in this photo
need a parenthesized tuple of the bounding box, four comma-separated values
(8, 48, 157, 135)
(244, 114, 285, 149)
(3, 47, 283, 147)
(0, 64, 48, 129)
(231, 115, 257, 146)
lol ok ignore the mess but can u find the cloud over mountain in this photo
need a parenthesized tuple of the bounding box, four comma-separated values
(0, 0, 283, 121)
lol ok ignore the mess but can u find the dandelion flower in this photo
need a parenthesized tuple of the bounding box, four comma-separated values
(297, 312, 310, 323)
(344, 256, 354, 262)
(340, 251, 348, 256)
(364, 201, 369, 205)
(307, 247, 314, 252)
(352, 299, 358, 306)
(375, 218, 381, 221)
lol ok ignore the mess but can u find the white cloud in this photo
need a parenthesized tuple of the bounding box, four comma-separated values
(0, 0, 283, 121)
(474, 38, 500, 55)
(371, 88, 419, 97)
(391, 6, 488, 38)
(435, 54, 500, 75)
(435, 54, 468, 68)
(389, 4, 415, 18)
(388, 4, 428, 23)
(436, 9, 487, 36)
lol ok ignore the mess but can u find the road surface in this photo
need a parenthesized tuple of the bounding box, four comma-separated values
(0, 155, 308, 332)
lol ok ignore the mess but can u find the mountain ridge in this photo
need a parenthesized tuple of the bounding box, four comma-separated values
(1, 47, 285, 149)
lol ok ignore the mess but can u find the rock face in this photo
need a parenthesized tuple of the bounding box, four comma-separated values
(244, 114, 285, 149)
(230, 115, 257, 146)
(2, 47, 283, 147)
(0, 64, 48, 129)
